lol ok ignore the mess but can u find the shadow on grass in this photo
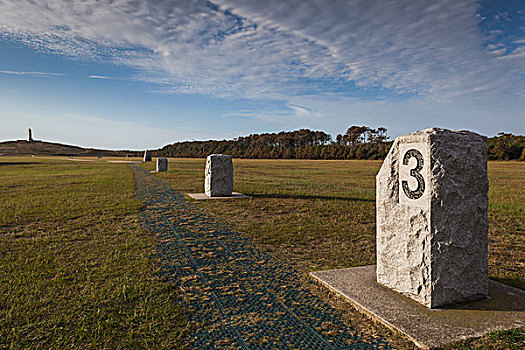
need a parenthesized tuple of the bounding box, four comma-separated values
(250, 193, 375, 202)
(0, 162, 41, 166)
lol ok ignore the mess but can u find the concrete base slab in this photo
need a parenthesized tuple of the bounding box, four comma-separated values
(310, 265, 525, 349)
(187, 192, 249, 200)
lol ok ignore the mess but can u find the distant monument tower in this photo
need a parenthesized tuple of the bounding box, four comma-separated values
(27, 128, 33, 142)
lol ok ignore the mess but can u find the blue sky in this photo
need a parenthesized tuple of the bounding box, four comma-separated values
(0, 0, 523, 150)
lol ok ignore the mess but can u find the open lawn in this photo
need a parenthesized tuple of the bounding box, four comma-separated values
(1, 156, 522, 349)
(146, 158, 524, 349)
(0, 157, 186, 349)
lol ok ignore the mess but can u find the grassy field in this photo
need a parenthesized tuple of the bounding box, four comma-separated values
(1, 156, 522, 349)
(146, 158, 524, 349)
(0, 157, 187, 349)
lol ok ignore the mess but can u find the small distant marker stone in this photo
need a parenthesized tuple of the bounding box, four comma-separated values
(27, 128, 33, 142)
(156, 157, 168, 172)
(205, 154, 233, 197)
(187, 154, 247, 200)
(376, 128, 488, 308)
(143, 150, 152, 162)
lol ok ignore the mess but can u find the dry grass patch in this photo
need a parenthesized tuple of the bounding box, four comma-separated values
(0, 157, 187, 349)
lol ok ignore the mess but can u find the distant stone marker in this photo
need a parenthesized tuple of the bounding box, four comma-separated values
(376, 128, 488, 308)
(156, 157, 168, 172)
(143, 150, 152, 162)
(187, 154, 248, 200)
(205, 154, 233, 197)
(27, 128, 33, 142)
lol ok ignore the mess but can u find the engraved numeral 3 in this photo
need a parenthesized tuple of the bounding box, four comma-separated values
(402, 149, 425, 199)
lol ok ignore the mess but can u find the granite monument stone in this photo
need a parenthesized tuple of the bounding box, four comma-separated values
(156, 157, 168, 172)
(205, 154, 233, 197)
(376, 128, 488, 308)
(143, 150, 152, 162)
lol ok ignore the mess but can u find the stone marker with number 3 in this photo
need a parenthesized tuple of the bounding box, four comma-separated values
(376, 128, 488, 308)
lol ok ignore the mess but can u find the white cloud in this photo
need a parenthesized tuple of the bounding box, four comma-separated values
(0, 0, 523, 111)
(490, 47, 507, 55)
(497, 46, 525, 60)
(89, 75, 110, 79)
(0, 70, 65, 77)
(287, 104, 317, 118)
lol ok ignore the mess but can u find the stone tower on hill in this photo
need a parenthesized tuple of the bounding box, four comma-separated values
(27, 128, 33, 142)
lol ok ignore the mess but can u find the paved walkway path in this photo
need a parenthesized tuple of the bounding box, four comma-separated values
(132, 166, 391, 350)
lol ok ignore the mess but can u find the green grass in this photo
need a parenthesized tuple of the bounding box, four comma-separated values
(151, 159, 380, 272)
(0, 157, 187, 349)
(146, 158, 524, 349)
(1, 157, 522, 349)
(485, 162, 525, 291)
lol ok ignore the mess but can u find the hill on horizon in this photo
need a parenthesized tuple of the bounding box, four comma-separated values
(0, 140, 138, 157)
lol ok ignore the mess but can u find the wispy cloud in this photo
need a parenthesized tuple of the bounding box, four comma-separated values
(89, 75, 110, 79)
(497, 46, 525, 60)
(0, 0, 522, 102)
(287, 104, 317, 118)
(0, 70, 65, 77)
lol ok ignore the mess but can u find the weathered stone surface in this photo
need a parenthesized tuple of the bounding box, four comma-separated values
(143, 150, 152, 162)
(376, 128, 488, 308)
(156, 157, 168, 172)
(205, 154, 233, 197)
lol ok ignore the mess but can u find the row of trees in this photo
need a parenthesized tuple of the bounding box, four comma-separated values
(152, 127, 525, 161)
(153, 126, 392, 160)
(488, 133, 525, 161)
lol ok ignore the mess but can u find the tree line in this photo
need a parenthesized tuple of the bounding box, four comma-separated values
(488, 132, 525, 161)
(152, 126, 391, 160)
(152, 127, 524, 161)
